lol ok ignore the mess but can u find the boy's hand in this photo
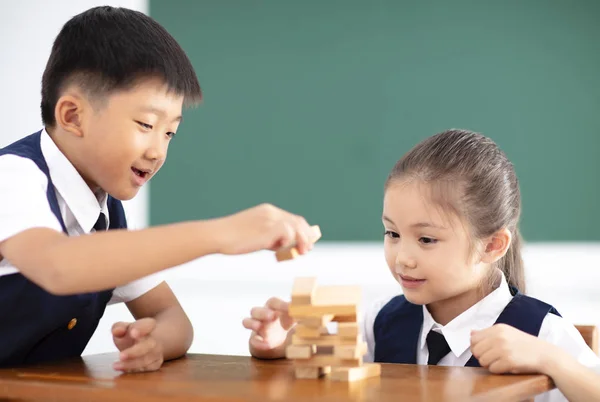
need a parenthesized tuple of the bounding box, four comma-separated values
(470, 324, 549, 374)
(111, 318, 164, 373)
(242, 297, 295, 356)
(214, 204, 317, 255)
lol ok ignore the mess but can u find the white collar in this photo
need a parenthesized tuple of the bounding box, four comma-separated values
(40, 128, 109, 232)
(419, 271, 513, 358)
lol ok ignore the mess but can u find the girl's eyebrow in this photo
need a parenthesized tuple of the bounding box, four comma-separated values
(410, 222, 448, 230)
(383, 215, 447, 230)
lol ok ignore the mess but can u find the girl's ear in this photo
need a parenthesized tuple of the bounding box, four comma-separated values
(481, 228, 512, 264)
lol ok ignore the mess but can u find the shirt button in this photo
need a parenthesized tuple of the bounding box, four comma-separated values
(67, 318, 77, 330)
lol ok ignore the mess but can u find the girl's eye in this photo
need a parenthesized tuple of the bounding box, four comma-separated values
(419, 237, 438, 245)
(384, 230, 400, 239)
(166, 132, 176, 139)
(136, 121, 153, 130)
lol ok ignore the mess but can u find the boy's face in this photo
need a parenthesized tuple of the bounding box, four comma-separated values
(382, 180, 489, 313)
(79, 77, 184, 200)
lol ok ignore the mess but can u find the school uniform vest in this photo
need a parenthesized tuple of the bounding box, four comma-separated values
(0, 130, 127, 367)
(373, 289, 560, 366)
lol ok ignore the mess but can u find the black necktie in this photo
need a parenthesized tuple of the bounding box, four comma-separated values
(94, 212, 107, 232)
(427, 330, 451, 365)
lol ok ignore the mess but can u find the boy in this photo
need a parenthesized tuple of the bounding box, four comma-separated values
(0, 6, 317, 371)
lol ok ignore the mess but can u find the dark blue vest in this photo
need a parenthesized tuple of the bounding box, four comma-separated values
(0, 131, 127, 367)
(373, 288, 560, 367)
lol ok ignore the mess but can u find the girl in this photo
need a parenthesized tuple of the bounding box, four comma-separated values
(242, 129, 599, 401)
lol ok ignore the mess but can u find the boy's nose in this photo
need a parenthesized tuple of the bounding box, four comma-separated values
(145, 139, 167, 161)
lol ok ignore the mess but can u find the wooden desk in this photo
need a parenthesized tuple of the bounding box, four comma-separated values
(0, 354, 554, 402)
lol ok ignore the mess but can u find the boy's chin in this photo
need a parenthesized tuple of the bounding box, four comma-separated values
(108, 185, 141, 201)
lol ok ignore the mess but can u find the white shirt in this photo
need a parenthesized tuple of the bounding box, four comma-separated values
(0, 129, 162, 304)
(361, 273, 600, 402)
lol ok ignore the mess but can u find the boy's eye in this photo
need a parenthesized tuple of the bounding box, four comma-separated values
(384, 230, 400, 239)
(166, 132, 176, 139)
(135, 121, 153, 130)
(419, 237, 438, 245)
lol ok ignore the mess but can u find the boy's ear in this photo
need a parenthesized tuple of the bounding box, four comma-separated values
(54, 91, 87, 138)
(481, 228, 512, 264)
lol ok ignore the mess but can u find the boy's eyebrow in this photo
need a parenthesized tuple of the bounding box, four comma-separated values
(139, 106, 183, 123)
(382, 215, 395, 224)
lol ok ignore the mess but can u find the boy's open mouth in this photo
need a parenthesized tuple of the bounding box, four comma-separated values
(132, 167, 149, 179)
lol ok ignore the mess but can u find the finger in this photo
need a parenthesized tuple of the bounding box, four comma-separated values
(119, 337, 158, 361)
(112, 322, 130, 338)
(242, 318, 262, 332)
(293, 217, 311, 254)
(265, 297, 289, 313)
(476, 347, 504, 369)
(470, 326, 499, 344)
(250, 334, 272, 351)
(114, 353, 163, 372)
(470, 335, 496, 359)
(307, 225, 321, 250)
(129, 318, 156, 339)
(273, 221, 295, 250)
(250, 306, 276, 321)
(279, 312, 296, 330)
(488, 358, 513, 374)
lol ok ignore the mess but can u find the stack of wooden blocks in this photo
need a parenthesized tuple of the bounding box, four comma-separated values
(285, 277, 381, 382)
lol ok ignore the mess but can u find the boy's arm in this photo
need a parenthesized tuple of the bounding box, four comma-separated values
(0, 204, 317, 295)
(125, 281, 192, 361)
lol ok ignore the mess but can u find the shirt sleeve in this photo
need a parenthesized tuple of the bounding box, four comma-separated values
(108, 273, 165, 304)
(0, 155, 62, 244)
(538, 314, 600, 368)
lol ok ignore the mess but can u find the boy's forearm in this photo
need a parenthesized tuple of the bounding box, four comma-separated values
(542, 345, 600, 402)
(152, 305, 194, 361)
(6, 219, 222, 294)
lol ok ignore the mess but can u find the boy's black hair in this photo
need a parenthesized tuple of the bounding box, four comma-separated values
(41, 6, 201, 126)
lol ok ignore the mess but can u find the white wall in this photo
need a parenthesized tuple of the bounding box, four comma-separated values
(86, 243, 600, 357)
(0, 0, 149, 229)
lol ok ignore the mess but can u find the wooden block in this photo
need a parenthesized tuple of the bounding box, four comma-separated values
(289, 303, 357, 318)
(313, 286, 361, 306)
(293, 354, 362, 368)
(285, 345, 316, 359)
(299, 314, 334, 328)
(294, 366, 330, 379)
(296, 324, 328, 338)
(292, 334, 362, 347)
(330, 363, 381, 382)
(291, 277, 317, 305)
(338, 323, 359, 338)
(275, 247, 299, 262)
(275, 225, 322, 262)
(334, 343, 367, 360)
(334, 315, 358, 323)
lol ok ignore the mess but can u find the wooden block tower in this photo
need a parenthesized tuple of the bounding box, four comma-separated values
(285, 277, 381, 382)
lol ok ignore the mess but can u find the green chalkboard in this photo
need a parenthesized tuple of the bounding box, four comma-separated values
(149, 0, 600, 241)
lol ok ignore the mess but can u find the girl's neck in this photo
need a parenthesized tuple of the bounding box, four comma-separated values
(427, 270, 502, 326)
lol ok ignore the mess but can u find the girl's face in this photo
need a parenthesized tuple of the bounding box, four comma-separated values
(382, 179, 491, 322)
